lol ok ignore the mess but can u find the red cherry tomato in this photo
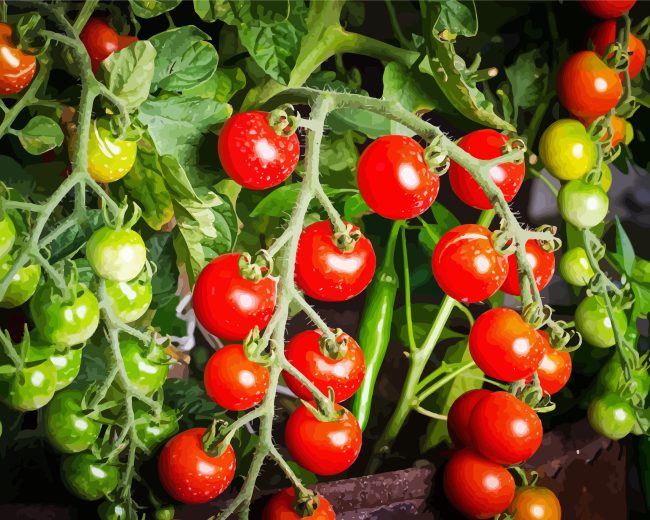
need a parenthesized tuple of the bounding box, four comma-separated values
(447, 389, 491, 447)
(295, 220, 376, 302)
(557, 51, 622, 119)
(218, 111, 300, 190)
(449, 129, 525, 209)
(263, 488, 335, 520)
(526, 331, 572, 395)
(285, 404, 361, 476)
(356, 135, 439, 220)
(193, 253, 276, 341)
(469, 308, 544, 382)
(80, 19, 118, 73)
(500, 240, 555, 296)
(587, 20, 646, 79)
(443, 448, 515, 519)
(580, 0, 636, 18)
(0, 23, 36, 95)
(470, 392, 543, 465)
(282, 329, 365, 402)
(432, 224, 509, 303)
(203, 344, 269, 410)
(117, 34, 138, 49)
(158, 428, 236, 504)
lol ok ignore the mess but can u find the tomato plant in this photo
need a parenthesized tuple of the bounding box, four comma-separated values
(0, 1, 648, 517)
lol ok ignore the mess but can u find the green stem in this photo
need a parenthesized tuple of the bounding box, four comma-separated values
(415, 361, 477, 403)
(414, 406, 447, 421)
(385, 0, 412, 49)
(400, 227, 416, 352)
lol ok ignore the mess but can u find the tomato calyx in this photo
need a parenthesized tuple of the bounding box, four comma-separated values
(104, 199, 142, 232)
(242, 327, 274, 365)
(318, 328, 348, 360)
(500, 137, 527, 165)
(301, 389, 343, 422)
(267, 104, 301, 137)
(238, 250, 273, 282)
(201, 418, 231, 458)
(423, 135, 450, 175)
(509, 374, 556, 414)
(332, 222, 362, 253)
(292, 488, 322, 517)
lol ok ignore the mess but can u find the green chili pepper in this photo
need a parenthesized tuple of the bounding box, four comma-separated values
(352, 220, 402, 431)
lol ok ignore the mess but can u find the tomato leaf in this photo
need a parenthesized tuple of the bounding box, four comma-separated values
(343, 194, 371, 223)
(146, 232, 178, 309)
(129, 0, 181, 19)
(137, 95, 231, 166)
(99, 40, 156, 112)
(16, 116, 64, 156)
(122, 151, 174, 231)
(48, 210, 104, 264)
(182, 67, 246, 102)
(432, 0, 478, 39)
(418, 203, 461, 253)
(236, 1, 308, 85)
(149, 26, 218, 92)
(250, 185, 355, 218)
(193, 0, 228, 22)
(505, 49, 549, 111)
(614, 217, 635, 277)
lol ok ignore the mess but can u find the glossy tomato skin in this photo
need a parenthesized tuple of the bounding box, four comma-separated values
(558, 180, 609, 230)
(557, 51, 622, 119)
(193, 253, 276, 341)
(432, 224, 508, 303)
(470, 392, 543, 465)
(158, 428, 236, 504)
(575, 294, 627, 348)
(580, 0, 636, 18)
(356, 135, 439, 220)
(469, 308, 543, 382)
(560, 247, 595, 287)
(204, 344, 269, 410)
(526, 331, 572, 395)
(539, 119, 597, 181)
(119, 339, 169, 395)
(295, 220, 376, 302)
(81, 119, 137, 183)
(285, 405, 361, 476)
(447, 389, 491, 447)
(449, 129, 525, 209)
(506, 486, 562, 520)
(218, 111, 300, 190)
(0, 359, 57, 411)
(80, 19, 118, 73)
(44, 389, 101, 453)
(443, 448, 515, 519)
(263, 488, 335, 520)
(86, 226, 146, 282)
(501, 240, 555, 296)
(105, 275, 153, 324)
(0, 23, 36, 95)
(588, 392, 635, 439)
(61, 453, 119, 501)
(0, 254, 41, 308)
(134, 406, 179, 452)
(282, 329, 365, 402)
(588, 20, 646, 79)
(0, 215, 16, 258)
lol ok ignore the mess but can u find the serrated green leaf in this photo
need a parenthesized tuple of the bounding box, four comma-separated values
(615, 216, 635, 277)
(122, 151, 174, 231)
(129, 0, 181, 18)
(383, 62, 450, 114)
(159, 155, 203, 204)
(505, 49, 549, 110)
(137, 95, 231, 165)
(99, 40, 156, 112)
(193, 0, 230, 22)
(17, 116, 64, 155)
(149, 26, 218, 92)
(183, 67, 246, 102)
(433, 0, 477, 38)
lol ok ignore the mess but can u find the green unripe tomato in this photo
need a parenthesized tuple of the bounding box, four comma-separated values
(61, 453, 119, 501)
(105, 275, 152, 323)
(588, 392, 635, 440)
(86, 226, 146, 282)
(154, 506, 175, 520)
(118, 339, 169, 395)
(98, 501, 128, 520)
(539, 119, 597, 180)
(27, 343, 83, 391)
(575, 295, 627, 348)
(0, 360, 57, 411)
(134, 406, 179, 451)
(0, 254, 41, 308)
(559, 247, 594, 286)
(0, 215, 16, 258)
(557, 180, 609, 229)
(31, 284, 100, 346)
(44, 389, 101, 453)
(597, 355, 650, 398)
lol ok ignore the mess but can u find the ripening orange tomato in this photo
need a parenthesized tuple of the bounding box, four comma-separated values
(0, 23, 36, 95)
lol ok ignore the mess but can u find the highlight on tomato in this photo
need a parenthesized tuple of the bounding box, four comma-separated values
(500, 240, 555, 296)
(557, 51, 623, 118)
(526, 330, 572, 395)
(0, 23, 36, 95)
(506, 486, 562, 520)
(294, 220, 376, 302)
(432, 224, 509, 303)
(282, 329, 365, 402)
(469, 308, 544, 382)
(449, 129, 525, 209)
(218, 111, 300, 190)
(539, 119, 598, 181)
(575, 294, 627, 348)
(557, 179, 609, 230)
(356, 135, 440, 220)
